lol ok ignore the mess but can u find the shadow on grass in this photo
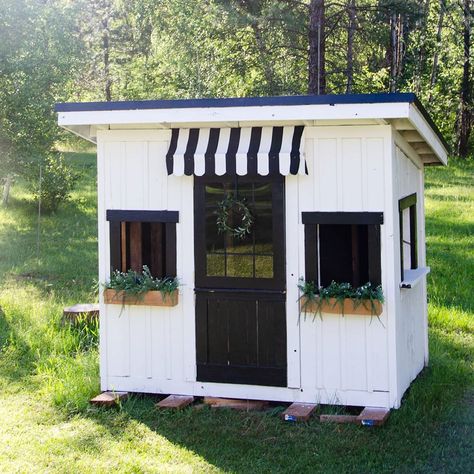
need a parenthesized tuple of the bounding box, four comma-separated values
(78, 326, 472, 474)
(0, 307, 38, 385)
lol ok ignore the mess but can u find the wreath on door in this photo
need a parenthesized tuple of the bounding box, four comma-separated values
(216, 195, 254, 239)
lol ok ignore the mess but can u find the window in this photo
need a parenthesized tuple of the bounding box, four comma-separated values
(107, 210, 178, 278)
(194, 175, 285, 290)
(204, 181, 274, 279)
(302, 212, 383, 288)
(399, 194, 417, 281)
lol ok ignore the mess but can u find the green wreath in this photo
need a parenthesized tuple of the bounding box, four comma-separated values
(216, 195, 254, 239)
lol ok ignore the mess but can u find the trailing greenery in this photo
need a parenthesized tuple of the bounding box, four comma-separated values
(298, 278, 384, 318)
(0, 152, 472, 472)
(216, 194, 254, 240)
(105, 265, 179, 298)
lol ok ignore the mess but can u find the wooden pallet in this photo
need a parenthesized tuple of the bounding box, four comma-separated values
(90, 391, 128, 407)
(319, 414, 359, 424)
(204, 397, 269, 411)
(357, 407, 390, 426)
(157, 395, 195, 410)
(281, 402, 318, 422)
(318, 407, 390, 426)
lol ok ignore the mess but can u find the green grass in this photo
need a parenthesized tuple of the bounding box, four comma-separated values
(0, 153, 472, 473)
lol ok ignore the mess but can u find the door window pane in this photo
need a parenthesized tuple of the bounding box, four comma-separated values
(255, 256, 273, 278)
(207, 254, 225, 276)
(227, 255, 253, 278)
(204, 180, 274, 279)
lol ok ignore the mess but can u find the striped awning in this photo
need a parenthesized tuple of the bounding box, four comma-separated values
(166, 126, 306, 176)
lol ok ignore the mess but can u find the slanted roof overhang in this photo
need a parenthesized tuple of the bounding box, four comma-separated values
(56, 93, 448, 166)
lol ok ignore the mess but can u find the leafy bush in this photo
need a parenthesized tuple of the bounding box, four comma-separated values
(30, 153, 79, 212)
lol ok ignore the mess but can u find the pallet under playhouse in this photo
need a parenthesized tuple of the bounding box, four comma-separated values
(57, 93, 448, 419)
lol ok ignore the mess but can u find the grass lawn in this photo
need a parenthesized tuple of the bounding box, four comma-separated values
(0, 152, 472, 473)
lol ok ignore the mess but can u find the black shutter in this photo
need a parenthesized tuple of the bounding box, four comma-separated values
(304, 224, 319, 286)
(367, 224, 382, 286)
(109, 221, 122, 273)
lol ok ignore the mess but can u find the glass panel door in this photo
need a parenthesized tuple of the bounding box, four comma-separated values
(195, 175, 285, 291)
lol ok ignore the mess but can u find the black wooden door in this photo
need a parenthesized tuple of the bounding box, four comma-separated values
(194, 176, 287, 387)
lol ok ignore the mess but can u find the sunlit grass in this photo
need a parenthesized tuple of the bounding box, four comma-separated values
(0, 153, 472, 472)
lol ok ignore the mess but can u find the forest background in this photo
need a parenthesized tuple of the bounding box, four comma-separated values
(0, 0, 473, 206)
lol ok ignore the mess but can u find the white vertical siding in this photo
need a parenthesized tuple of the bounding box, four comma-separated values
(95, 125, 409, 408)
(97, 129, 194, 393)
(294, 126, 392, 407)
(394, 145, 427, 399)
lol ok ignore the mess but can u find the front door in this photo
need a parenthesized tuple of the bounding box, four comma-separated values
(194, 176, 286, 387)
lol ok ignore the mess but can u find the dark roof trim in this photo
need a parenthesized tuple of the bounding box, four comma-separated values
(106, 209, 179, 223)
(56, 92, 417, 112)
(56, 92, 449, 153)
(302, 211, 384, 225)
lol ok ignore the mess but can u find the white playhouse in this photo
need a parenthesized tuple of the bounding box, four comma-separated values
(57, 93, 448, 409)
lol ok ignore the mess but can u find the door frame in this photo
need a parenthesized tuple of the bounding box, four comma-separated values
(193, 174, 288, 387)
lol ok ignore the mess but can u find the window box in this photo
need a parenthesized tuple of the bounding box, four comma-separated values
(300, 296, 383, 316)
(104, 288, 179, 307)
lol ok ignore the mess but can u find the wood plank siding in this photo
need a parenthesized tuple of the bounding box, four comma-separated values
(95, 124, 426, 409)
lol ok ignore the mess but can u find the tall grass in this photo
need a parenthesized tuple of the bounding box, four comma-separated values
(0, 153, 472, 473)
(0, 152, 99, 408)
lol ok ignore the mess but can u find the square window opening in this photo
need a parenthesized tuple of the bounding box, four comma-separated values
(319, 224, 370, 287)
(303, 212, 382, 290)
(399, 194, 418, 281)
(108, 211, 177, 279)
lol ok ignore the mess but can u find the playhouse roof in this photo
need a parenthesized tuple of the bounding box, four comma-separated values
(56, 93, 448, 165)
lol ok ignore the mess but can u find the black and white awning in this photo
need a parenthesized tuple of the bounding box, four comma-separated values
(166, 126, 307, 176)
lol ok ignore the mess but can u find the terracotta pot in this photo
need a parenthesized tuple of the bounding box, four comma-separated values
(300, 296, 382, 316)
(104, 289, 179, 307)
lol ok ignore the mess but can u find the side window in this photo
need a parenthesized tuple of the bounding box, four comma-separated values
(303, 212, 382, 288)
(107, 210, 178, 278)
(398, 194, 418, 281)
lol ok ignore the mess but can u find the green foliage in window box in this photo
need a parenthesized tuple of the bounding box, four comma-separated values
(298, 279, 384, 320)
(105, 265, 179, 301)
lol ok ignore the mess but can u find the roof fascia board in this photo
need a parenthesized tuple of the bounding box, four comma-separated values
(408, 104, 448, 165)
(58, 102, 411, 127)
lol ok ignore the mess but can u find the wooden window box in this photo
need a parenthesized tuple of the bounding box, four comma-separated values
(104, 289, 179, 307)
(300, 296, 383, 316)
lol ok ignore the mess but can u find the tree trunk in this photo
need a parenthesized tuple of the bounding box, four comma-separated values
(388, 11, 406, 93)
(102, 15, 112, 101)
(251, 21, 276, 94)
(388, 12, 397, 92)
(346, 0, 356, 93)
(428, 0, 445, 103)
(2, 175, 13, 206)
(308, 0, 326, 95)
(456, 0, 473, 157)
(413, 0, 430, 94)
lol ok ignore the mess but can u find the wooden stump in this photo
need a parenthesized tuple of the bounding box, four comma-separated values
(63, 303, 99, 324)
